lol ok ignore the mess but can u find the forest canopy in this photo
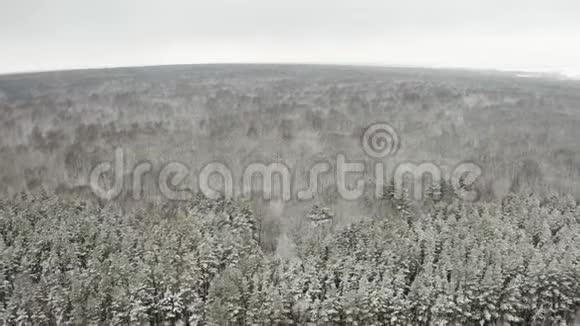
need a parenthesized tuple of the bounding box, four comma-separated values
(1, 191, 579, 325)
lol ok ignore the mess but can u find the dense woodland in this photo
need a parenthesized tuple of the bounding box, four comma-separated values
(1, 65, 580, 209)
(1, 188, 579, 325)
(1, 66, 580, 325)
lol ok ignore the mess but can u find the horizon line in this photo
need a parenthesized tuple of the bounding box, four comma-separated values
(0, 61, 577, 80)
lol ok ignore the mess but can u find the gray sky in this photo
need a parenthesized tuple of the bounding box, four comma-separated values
(1, 0, 579, 75)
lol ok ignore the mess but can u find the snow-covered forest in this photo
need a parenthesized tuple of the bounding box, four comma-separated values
(1, 64, 580, 325)
(1, 188, 579, 325)
(3, 0, 580, 323)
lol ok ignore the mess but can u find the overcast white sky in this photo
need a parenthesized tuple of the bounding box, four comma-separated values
(1, 0, 579, 75)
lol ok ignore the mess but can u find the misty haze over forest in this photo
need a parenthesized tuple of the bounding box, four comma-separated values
(1, 1, 580, 325)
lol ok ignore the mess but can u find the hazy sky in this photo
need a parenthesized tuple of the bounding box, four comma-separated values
(1, 0, 579, 75)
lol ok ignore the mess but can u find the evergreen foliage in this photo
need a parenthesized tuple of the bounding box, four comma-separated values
(1, 192, 579, 325)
